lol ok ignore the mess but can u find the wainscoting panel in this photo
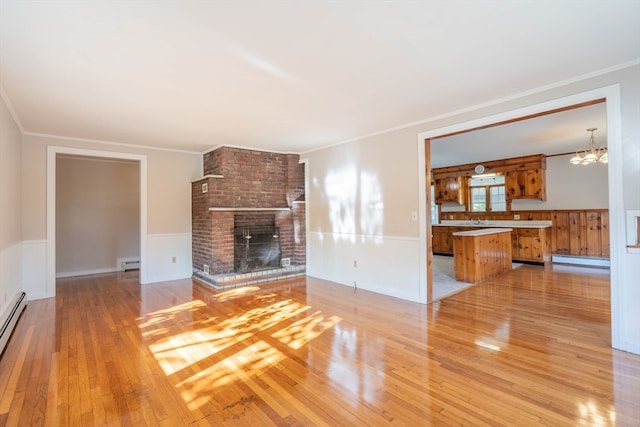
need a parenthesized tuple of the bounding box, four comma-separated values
(22, 240, 50, 300)
(307, 231, 422, 303)
(144, 233, 192, 284)
(1, 241, 22, 304)
(56, 267, 121, 279)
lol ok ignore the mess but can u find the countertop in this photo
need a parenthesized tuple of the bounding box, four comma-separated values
(434, 220, 552, 229)
(452, 227, 514, 237)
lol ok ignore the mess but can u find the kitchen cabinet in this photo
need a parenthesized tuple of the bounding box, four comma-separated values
(511, 227, 551, 264)
(505, 169, 546, 201)
(432, 227, 454, 254)
(434, 176, 466, 205)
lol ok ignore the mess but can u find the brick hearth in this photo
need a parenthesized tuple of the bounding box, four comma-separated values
(193, 265, 306, 290)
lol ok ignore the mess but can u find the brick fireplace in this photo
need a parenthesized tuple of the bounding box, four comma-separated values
(192, 147, 305, 287)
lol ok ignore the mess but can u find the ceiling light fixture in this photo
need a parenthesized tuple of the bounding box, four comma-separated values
(570, 128, 608, 165)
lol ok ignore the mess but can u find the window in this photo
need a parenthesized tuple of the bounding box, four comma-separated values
(469, 174, 506, 212)
(490, 185, 506, 211)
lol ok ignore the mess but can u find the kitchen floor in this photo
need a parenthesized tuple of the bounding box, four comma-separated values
(432, 255, 523, 300)
(432, 255, 472, 300)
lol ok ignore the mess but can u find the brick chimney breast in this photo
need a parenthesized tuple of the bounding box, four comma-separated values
(193, 146, 305, 276)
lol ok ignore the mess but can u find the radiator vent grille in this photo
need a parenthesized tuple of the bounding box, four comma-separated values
(117, 257, 141, 271)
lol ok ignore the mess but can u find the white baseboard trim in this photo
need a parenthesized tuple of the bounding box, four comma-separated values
(56, 267, 120, 278)
(552, 255, 610, 268)
(145, 272, 193, 284)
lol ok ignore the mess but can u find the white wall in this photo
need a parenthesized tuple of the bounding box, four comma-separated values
(304, 63, 640, 354)
(56, 156, 140, 277)
(0, 92, 23, 320)
(305, 127, 424, 302)
(21, 134, 202, 298)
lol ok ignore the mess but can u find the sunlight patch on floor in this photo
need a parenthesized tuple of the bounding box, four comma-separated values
(139, 294, 342, 410)
(272, 310, 341, 350)
(143, 299, 309, 376)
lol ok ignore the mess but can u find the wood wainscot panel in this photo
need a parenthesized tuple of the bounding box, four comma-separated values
(586, 211, 603, 257)
(569, 211, 584, 255)
(601, 211, 610, 258)
(553, 212, 571, 255)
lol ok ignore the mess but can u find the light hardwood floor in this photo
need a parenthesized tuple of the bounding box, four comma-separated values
(1, 266, 639, 426)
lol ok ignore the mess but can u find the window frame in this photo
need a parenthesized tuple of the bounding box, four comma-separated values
(468, 175, 508, 213)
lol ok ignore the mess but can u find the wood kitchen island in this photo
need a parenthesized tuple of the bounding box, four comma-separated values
(452, 228, 513, 283)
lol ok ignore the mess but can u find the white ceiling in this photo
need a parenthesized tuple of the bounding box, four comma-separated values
(0, 1, 638, 154)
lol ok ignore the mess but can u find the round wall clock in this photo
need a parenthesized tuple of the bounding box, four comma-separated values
(474, 164, 485, 174)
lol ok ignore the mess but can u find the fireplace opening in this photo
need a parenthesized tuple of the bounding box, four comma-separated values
(234, 225, 281, 273)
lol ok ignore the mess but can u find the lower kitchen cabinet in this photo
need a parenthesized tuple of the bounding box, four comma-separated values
(511, 227, 551, 264)
(432, 227, 453, 255)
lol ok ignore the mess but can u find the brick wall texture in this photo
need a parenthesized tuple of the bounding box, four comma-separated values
(193, 147, 306, 274)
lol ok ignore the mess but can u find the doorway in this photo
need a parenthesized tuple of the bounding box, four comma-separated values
(427, 101, 609, 300)
(55, 154, 141, 279)
(46, 147, 148, 298)
(417, 85, 624, 347)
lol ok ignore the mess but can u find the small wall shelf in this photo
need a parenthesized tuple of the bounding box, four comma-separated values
(191, 174, 224, 183)
(209, 207, 291, 212)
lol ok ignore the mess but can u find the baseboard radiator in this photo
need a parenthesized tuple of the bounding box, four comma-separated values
(0, 292, 27, 357)
(118, 257, 141, 272)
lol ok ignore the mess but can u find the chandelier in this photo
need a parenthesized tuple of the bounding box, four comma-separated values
(570, 128, 608, 165)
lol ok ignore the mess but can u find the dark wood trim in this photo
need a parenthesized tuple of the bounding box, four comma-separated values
(431, 99, 606, 140)
(425, 138, 433, 302)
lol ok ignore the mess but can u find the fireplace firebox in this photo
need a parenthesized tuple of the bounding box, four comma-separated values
(234, 225, 281, 273)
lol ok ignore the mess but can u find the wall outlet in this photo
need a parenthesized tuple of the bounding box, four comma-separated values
(353, 260, 357, 268)
(411, 211, 418, 221)
(514, 214, 520, 220)
(203, 264, 209, 274)
(171, 256, 177, 263)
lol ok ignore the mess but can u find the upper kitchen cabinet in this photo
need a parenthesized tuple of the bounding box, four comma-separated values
(434, 176, 467, 205)
(432, 154, 547, 205)
(505, 168, 546, 201)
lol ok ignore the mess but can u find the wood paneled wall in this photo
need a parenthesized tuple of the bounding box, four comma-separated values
(442, 209, 609, 258)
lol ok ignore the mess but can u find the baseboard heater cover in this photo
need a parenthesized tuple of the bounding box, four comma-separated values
(118, 257, 141, 272)
(0, 292, 27, 357)
(551, 255, 610, 268)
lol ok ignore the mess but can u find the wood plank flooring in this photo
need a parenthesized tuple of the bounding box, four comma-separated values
(1, 266, 639, 426)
